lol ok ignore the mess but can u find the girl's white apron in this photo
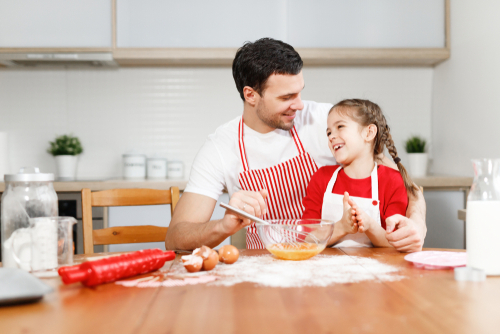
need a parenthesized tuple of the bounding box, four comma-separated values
(321, 163, 381, 247)
(237, 118, 319, 249)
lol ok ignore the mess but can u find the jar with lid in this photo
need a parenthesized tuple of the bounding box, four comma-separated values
(123, 154, 146, 179)
(167, 160, 184, 179)
(1, 167, 58, 269)
(147, 157, 167, 179)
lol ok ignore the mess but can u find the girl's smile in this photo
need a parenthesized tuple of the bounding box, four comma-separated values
(327, 111, 367, 166)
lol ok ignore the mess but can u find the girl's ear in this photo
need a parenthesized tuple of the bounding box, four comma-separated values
(243, 86, 259, 106)
(364, 124, 378, 142)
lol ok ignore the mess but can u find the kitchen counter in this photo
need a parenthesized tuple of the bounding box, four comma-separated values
(0, 175, 471, 193)
(0, 179, 189, 192)
(411, 175, 472, 190)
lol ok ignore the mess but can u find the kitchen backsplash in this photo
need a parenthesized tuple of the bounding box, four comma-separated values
(0, 67, 432, 179)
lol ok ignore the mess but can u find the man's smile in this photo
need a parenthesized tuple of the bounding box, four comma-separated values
(282, 112, 296, 120)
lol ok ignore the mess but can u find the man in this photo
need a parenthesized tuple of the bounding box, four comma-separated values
(165, 38, 426, 252)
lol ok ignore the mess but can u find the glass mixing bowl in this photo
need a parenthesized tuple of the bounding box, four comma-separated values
(256, 219, 334, 261)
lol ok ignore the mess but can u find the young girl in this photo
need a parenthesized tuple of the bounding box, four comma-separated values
(302, 99, 418, 247)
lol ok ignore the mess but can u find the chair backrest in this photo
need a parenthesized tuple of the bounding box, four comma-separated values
(81, 187, 180, 254)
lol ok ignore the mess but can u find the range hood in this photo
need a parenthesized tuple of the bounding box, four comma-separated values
(0, 52, 118, 68)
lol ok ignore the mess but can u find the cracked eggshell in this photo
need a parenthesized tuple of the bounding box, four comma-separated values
(181, 255, 203, 273)
(193, 245, 212, 259)
(218, 245, 239, 264)
(202, 250, 219, 271)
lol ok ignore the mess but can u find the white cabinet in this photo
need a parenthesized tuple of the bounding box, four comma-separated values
(288, 0, 445, 48)
(116, 0, 287, 48)
(117, 0, 445, 48)
(114, 0, 449, 66)
(0, 0, 112, 48)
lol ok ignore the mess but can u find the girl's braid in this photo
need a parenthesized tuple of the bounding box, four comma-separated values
(370, 104, 418, 197)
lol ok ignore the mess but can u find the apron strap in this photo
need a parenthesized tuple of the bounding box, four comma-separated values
(325, 163, 379, 200)
(238, 118, 249, 171)
(371, 162, 379, 201)
(325, 166, 342, 193)
(290, 126, 305, 155)
(238, 117, 304, 171)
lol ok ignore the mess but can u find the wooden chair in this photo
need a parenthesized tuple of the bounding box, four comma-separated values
(81, 187, 180, 254)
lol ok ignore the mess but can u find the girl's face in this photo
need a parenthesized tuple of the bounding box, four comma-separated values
(326, 108, 373, 165)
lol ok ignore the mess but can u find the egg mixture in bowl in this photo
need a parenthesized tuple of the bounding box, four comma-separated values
(256, 219, 334, 261)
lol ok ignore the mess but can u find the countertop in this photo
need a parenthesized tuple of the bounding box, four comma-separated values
(1, 248, 498, 334)
(411, 175, 472, 189)
(0, 178, 189, 192)
(0, 175, 472, 193)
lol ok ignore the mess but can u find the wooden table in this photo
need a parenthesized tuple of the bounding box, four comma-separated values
(1, 248, 499, 334)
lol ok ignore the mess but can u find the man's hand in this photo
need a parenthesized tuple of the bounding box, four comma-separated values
(385, 214, 424, 252)
(221, 189, 268, 235)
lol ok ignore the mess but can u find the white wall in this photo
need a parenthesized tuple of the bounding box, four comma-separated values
(0, 67, 432, 179)
(432, 1, 500, 176)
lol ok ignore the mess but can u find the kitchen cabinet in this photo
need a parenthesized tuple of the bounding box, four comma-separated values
(288, 0, 445, 48)
(116, 0, 287, 48)
(0, 0, 450, 66)
(114, 0, 450, 66)
(0, 0, 112, 49)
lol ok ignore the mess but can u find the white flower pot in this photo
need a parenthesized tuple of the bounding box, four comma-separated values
(407, 153, 428, 177)
(55, 155, 78, 180)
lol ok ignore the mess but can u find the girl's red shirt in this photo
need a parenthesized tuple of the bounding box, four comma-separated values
(302, 165, 408, 229)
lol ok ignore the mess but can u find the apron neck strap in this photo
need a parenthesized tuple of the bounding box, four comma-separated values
(325, 162, 379, 200)
(238, 117, 304, 171)
(371, 162, 379, 200)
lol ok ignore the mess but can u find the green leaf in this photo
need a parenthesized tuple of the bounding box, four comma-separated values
(47, 134, 84, 156)
(404, 136, 426, 153)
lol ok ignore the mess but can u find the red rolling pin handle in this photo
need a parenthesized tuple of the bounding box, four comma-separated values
(58, 249, 175, 287)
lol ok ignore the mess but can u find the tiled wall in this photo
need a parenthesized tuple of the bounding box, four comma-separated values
(0, 66, 433, 179)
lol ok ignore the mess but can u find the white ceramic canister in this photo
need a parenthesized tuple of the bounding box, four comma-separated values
(167, 160, 184, 179)
(147, 158, 167, 179)
(123, 154, 146, 179)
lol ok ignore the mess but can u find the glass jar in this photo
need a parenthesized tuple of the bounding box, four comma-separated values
(466, 159, 500, 275)
(1, 167, 58, 269)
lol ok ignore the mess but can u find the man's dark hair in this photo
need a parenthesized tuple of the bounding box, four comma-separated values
(232, 38, 303, 101)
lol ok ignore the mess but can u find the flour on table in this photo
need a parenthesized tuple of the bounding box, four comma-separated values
(202, 254, 404, 288)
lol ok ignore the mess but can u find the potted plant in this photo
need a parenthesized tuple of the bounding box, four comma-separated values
(404, 136, 427, 177)
(47, 135, 83, 180)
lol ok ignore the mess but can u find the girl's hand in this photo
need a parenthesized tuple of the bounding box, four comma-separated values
(351, 203, 376, 233)
(338, 192, 358, 235)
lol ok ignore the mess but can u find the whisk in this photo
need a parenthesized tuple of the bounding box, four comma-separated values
(220, 202, 320, 247)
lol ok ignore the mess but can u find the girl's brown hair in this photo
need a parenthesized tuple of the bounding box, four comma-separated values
(330, 99, 419, 197)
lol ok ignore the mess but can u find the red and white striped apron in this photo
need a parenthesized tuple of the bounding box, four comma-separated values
(237, 118, 319, 249)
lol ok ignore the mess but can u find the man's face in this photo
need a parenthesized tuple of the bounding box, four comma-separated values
(255, 71, 305, 131)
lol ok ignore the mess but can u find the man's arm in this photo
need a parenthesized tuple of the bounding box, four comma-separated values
(378, 153, 427, 252)
(385, 188, 427, 252)
(165, 190, 267, 250)
(165, 192, 222, 250)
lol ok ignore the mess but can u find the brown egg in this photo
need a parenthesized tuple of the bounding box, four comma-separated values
(181, 255, 203, 273)
(218, 245, 239, 264)
(202, 250, 219, 271)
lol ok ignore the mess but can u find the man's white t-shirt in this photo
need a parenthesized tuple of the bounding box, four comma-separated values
(185, 100, 336, 200)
